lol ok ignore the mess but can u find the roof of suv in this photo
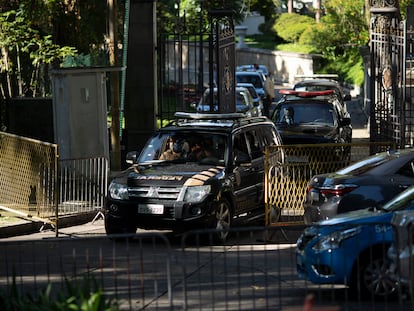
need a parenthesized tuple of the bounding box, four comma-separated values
(168, 112, 271, 130)
(293, 79, 350, 102)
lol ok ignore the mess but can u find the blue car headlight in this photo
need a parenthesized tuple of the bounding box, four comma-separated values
(312, 226, 362, 252)
(183, 185, 211, 203)
(108, 181, 129, 200)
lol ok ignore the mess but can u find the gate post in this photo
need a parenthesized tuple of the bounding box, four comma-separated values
(369, 0, 405, 149)
(208, 10, 236, 114)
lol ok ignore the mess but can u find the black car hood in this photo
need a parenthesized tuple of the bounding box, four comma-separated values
(114, 163, 225, 187)
(278, 123, 336, 144)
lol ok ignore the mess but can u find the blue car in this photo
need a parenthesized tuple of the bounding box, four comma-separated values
(296, 185, 414, 299)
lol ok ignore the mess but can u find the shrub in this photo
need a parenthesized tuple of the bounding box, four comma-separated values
(273, 13, 315, 43)
(0, 275, 119, 311)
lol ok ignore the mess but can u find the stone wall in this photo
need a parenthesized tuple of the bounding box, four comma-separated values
(236, 47, 322, 85)
(164, 40, 322, 86)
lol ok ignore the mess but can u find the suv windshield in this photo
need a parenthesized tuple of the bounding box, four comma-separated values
(273, 102, 335, 126)
(138, 132, 227, 164)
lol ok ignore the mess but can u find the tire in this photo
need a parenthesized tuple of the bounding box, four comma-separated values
(212, 198, 232, 243)
(351, 249, 398, 300)
(105, 216, 136, 240)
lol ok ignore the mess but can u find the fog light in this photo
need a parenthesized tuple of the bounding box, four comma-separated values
(191, 207, 202, 216)
(109, 204, 119, 213)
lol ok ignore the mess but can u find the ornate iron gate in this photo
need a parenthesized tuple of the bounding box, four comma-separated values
(369, 1, 414, 148)
(157, 9, 235, 122)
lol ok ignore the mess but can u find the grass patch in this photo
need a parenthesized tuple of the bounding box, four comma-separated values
(243, 34, 317, 54)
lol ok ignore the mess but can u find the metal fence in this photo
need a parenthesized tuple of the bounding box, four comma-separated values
(264, 142, 395, 223)
(0, 131, 58, 223)
(0, 226, 413, 310)
(0, 131, 108, 226)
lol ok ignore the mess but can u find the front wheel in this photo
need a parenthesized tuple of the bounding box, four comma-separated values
(212, 198, 232, 243)
(351, 250, 398, 300)
(105, 216, 137, 240)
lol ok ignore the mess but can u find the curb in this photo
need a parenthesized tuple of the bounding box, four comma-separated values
(0, 212, 97, 239)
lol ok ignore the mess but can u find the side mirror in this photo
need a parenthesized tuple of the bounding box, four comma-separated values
(126, 151, 139, 165)
(234, 152, 251, 165)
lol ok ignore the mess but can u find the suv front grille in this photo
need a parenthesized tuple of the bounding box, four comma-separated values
(128, 186, 182, 200)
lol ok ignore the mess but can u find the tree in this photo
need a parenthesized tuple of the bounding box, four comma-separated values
(0, 10, 77, 99)
(305, 0, 369, 84)
(273, 12, 315, 43)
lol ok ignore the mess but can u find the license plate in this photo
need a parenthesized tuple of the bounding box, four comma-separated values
(138, 204, 164, 215)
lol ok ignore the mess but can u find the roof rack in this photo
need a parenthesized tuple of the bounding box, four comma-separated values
(174, 112, 246, 120)
(279, 89, 335, 97)
(294, 74, 339, 80)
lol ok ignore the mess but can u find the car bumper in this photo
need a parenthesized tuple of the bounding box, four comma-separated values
(296, 247, 353, 285)
(105, 198, 216, 231)
(303, 201, 339, 224)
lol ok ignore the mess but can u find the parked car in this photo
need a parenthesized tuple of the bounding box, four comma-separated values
(270, 89, 352, 145)
(235, 71, 266, 99)
(104, 112, 283, 242)
(387, 209, 414, 293)
(236, 82, 264, 114)
(303, 149, 414, 224)
(293, 78, 352, 106)
(236, 64, 269, 77)
(196, 86, 261, 117)
(297, 185, 414, 299)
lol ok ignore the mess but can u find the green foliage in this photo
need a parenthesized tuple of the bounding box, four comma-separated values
(299, 0, 369, 86)
(0, 275, 119, 311)
(400, 0, 414, 19)
(0, 9, 77, 98)
(273, 13, 315, 43)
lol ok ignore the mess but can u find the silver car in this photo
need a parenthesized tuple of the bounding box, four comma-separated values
(388, 209, 414, 292)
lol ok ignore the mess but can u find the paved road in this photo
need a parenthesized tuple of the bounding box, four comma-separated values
(1, 221, 412, 311)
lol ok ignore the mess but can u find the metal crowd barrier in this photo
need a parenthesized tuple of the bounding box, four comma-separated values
(264, 142, 395, 225)
(0, 131, 108, 228)
(0, 227, 413, 310)
(0, 131, 58, 224)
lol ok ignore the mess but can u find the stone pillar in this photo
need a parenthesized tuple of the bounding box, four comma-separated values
(235, 26, 248, 49)
(124, 0, 157, 156)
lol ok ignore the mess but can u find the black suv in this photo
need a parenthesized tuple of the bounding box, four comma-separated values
(270, 89, 352, 145)
(293, 78, 352, 106)
(105, 112, 283, 241)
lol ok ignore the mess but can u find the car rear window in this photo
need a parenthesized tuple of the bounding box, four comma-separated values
(336, 154, 390, 175)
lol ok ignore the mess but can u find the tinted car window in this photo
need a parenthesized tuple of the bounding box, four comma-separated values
(139, 132, 227, 164)
(396, 161, 414, 178)
(274, 102, 335, 125)
(246, 129, 262, 159)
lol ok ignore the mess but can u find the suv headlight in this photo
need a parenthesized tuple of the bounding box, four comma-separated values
(312, 226, 362, 252)
(183, 185, 211, 203)
(108, 181, 129, 200)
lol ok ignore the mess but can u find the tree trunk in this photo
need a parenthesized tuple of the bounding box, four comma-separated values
(315, 0, 321, 22)
(287, 0, 293, 13)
